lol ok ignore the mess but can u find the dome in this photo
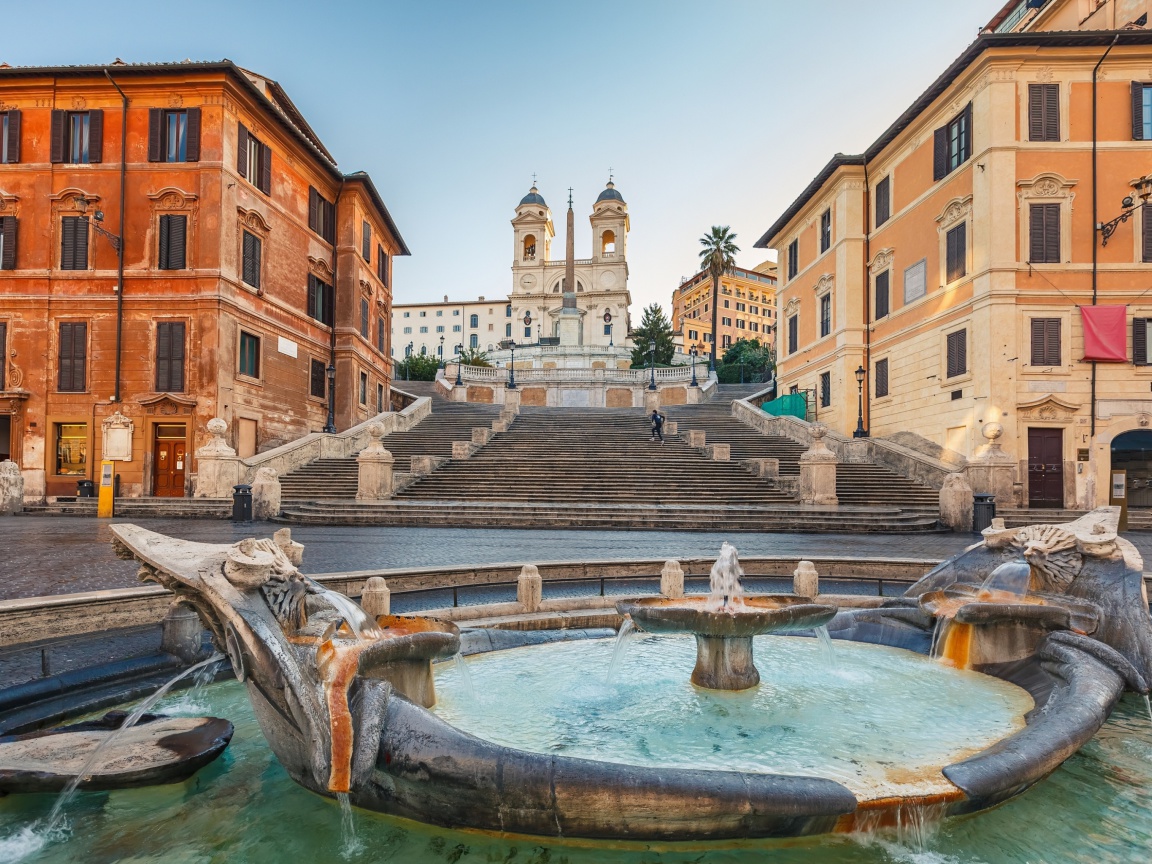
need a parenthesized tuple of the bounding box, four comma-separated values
(519, 185, 547, 207)
(596, 181, 624, 204)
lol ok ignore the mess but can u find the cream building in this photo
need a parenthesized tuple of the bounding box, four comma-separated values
(392, 296, 512, 361)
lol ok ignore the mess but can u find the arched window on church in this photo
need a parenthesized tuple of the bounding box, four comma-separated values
(523, 234, 536, 260)
(577, 281, 584, 292)
(601, 230, 616, 256)
(553, 283, 561, 293)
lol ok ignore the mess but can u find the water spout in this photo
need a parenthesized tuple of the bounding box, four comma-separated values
(814, 625, 836, 667)
(1144, 694, 1152, 724)
(607, 616, 636, 684)
(451, 653, 476, 702)
(978, 561, 1032, 597)
(318, 589, 385, 641)
(707, 542, 745, 612)
(336, 792, 364, 858)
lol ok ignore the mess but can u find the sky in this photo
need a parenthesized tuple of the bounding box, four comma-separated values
(2, 0, 1000, 313)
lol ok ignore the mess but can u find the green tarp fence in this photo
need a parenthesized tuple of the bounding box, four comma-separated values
(760, 393, 808, 421)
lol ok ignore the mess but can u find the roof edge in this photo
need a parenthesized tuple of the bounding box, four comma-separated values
(754, 154, 864, 248)
(343, 172, 411, 256)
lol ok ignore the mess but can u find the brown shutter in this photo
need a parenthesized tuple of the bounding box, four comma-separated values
(947, 329, 967, 378)
(169, 215, 186, 269)
(170, 322, 186, 391)
(1029, 204, 1045, 262)
(59, 322, 87, 392)
(324, 280, 334, 326)
(259, 143, 271, 194)
(237, 123, 248, 177)
(158, 214, 171, 269)
(1030, 318, 1045, 366)
(875, 358, 888, 398)
(0, 216, 15, 270)
(875, 176, 890, 225)
(963, 102, 973, 160)
(307, 274, 318, 320)
(50, 110, 65, 163)
(242, 232, 261, 288)
(1144, 205, 1152, 263)
(58, 323, 73, 391)
(933, 126, 948, 181)
(0, 321, 5, 389)
(156, 322, 171, 390)
(76, 217, 89, 269)
(1134, 82, 1146, 141)
(185, 108, 201, 161)
(148, 108, 163, 161)
(1044, 204, 1060, 262)
(1030, 318, 1061, 366)
(308, 187, 318, 234)
(1135, 318, 1149, 365)
(1044, 84, 1059, 141)
(5, 110, 19, 163)
(87, 110, 103, 163)
(1029, 84, 1044, 141)
(874, 271, 890, 320)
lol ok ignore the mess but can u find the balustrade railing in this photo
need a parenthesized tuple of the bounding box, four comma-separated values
(453, 364, 700, 385)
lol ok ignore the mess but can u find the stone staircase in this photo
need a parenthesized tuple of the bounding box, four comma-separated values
(278, 401, 502, 500)
(997, 507, 1152, 532)
(663, 402, 941, 513)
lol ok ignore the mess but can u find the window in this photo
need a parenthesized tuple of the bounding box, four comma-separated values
(50, 110, 102, 164)
(377, 383, 385, 414)
(904, 259, 927, 303)
(750, 305, 759, 315)
(435, 325, 444, 334)
(359, 371, 368, 405)
(604, 324, 612, 336)
(819, 294, 831, 337)
(419, 326, 428, 334)
(377, 318, 386, 353)
(158, 214, 187, 270)
(155, 321, 186, 392)
(1132, 82, 1152, 140)
(875, 358, 889, 398)
(377, 245, 387, 283)
(819, 209, 831, 253)
(489, 323, 494, 331)
(310, 359, 326, 399)
(237, 124, 271, 194)
(819, 371, 831, 407)
(787, 239, 799, 280)
(1029, 84, 1059, 142)
(946, 329, 967, 379)
(55, 423, 87, 476)
(0, 110, 20, 164)
(58, 322, 87, 392)
(506, 305, 512, 317)
(874, 271, 890, 320)
(946, 223, 967, 283)
(469, 314, 479, 328)
(1029, 203, 1061, 264)
(453, 309, 460, 317)
(239, 331, 260, 379)
(788, 314, 798, 354)
(0, 216, 16, 270)
(505, 323, 512, 337)
(402, 326, 411, 334)
(721, 317, 732, 326)
(0, 322, 4, 390)
(933, 104, 972, 181)
(469, 333, 478, 349)
(360, 298, 370, 338)
(148, 108, 200, 162)
(308, 187, 335, 243)
(723, 300, 730, 309)
(241, 231, 261, 289)
(722, 335, 731, 348)
(1134, 317, 1151, 365)
(736, 302, 746, 312)
(452, 324, 461, 332)
(436, 310, 443, 317)
(419, 311, 426, 317)
(307, 275, 334, 326)
(362, 222, 371, 261)
(403, 311, 410, 318)
(60, 217, 89, 270)
(1030, 318, 1061, 367)
(524, 326, 532, 338)
(875, 176, 891, 226)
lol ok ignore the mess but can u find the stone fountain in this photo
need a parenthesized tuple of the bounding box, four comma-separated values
(616, 542, 838, 689)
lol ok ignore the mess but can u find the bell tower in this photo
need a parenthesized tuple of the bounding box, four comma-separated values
(510, 184, 553, 297)
(590, 179, 629, 264)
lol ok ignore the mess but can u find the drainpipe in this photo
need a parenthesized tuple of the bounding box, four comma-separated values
(104, 69, 128, 404)
(862, 159, 871, 436)
(324, 178, 345, 433)
(1090, 34, 1119, 439)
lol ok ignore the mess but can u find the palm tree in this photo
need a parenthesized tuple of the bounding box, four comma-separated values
(699, 226, 740, 371)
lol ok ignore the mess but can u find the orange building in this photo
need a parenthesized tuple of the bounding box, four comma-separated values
(0, 61, 408, 502)
(756, 0, 1152, 510)
(670, 263, 778, 356)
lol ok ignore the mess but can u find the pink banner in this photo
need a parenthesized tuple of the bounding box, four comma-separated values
(1080, 306, 1128, 362)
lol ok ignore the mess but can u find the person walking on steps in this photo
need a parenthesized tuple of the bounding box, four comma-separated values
(650, 409, 666, 444)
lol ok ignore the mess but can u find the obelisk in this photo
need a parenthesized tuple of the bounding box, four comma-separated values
(558, 187, 581, 346)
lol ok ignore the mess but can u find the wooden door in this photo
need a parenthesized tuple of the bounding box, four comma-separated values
(238, 419, 258, 459)
(1027, 428, 1064, 508)
(152, 425, 187, 498)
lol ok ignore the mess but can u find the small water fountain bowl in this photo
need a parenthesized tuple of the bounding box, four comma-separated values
(919, 583, 1098, 633)
(616, 596, 838, 690)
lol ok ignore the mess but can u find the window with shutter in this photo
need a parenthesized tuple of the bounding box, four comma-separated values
(1028, 84, 1060, 142)
(0, 321, 6, 389)
(63, 112, 91, 164)
(238, 331, 260, 379)
(1143, 205, 1152, 263)
(377, 318, 386, 352)
(0, 216, 16, 270)
(155, 321, 186, 392)
(946, 223, 966, 283)
(1029, 203, 1061, 263)
(241, 231, 261, 289)
(58, 322, 87, 392)
(60, 216, 89, 270)
(377, 245, 387, 283)
(359, 371, 368, 405)
(934, 104, 972, 180)
(310, 359, 326, 398)
(307, 275, 334, 326)
(377, 383, 384, 414)
(819, 294, 831, 337)
(237, 123, 248, 177)
(819, 210, 831, 253)
(819, 371, 831, 407)
(1133, 82, 1152, 141)
(307, 187, 336, 243)
(362, 222, 371, 261)
(787, 239, 799, 280)
(874, 271, 890, 320)
(946, 329, 967, 379)
(360, 298, 369, 338)
(788, 314, 798, 354)
(1030, 318, 1061, 367)
(875, 358, 889, 398)
(1134, 317, 1151, 366)
(875, 176, 890, 226)
(87, 110, 103, 163)
(0, 110, 19, 163)
(158, 214, 187, 270)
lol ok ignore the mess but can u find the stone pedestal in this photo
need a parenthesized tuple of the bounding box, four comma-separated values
(492, 419, 510, 433)
(472, 427, 492, 446)
(411, 455, 445, 476)
(644, 390, 661, 412)
(251, 467, 282, 520)
(965, 423, 1017, 508)
(664, 421, 678, 436)
(0, 460, 23, 515)
(161, 602, 205, 663)
(558, 313, 581, 347)
(799, 424, 839, 506)
(193, 418, 239, 498)
(692, 635, 759, 691)
(504, 389, 521, 414)
(939, 473, 974, 533)
(793, 560, 819, 598)
(517, 564, 542, 613)
(356, 424, 395, 500)
(660, 560, 684, 598)
(452, 441, 478, 460)
(360, 576, 391, 617)
(744, 458, 780, 480)
(704, 444, 730, 461)
(687, 430, 706, 448)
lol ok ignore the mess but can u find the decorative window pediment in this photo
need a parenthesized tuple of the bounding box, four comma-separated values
(813, 273, 834, 296)
(869, 248, 895, 274)
(1017, 172, 1077, 201)
(1018, 394, 1080, 423)
(307, 255, 333, 282)
(935, 195, 972, 232)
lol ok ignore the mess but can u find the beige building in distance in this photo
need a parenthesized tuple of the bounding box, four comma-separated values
(671, 262, 778, 356)
(391, 296, 512, 361)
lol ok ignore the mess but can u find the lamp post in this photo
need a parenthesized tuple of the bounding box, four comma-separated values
(853, 364, 868, 439)
(507, 341, 517, 389)
(647, 338, 657, 391)
(439, 335, 445, 368)
(74, 196, 124, 401)
(323, 364, 336, 433)
(689, 346, 699, 388)
(455, 343, 464, 387)
(405, 342, 413, 381)
(1098, 175, 1152, 246)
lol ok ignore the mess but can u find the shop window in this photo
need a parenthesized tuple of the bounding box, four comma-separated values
(55, 423, 88, 476)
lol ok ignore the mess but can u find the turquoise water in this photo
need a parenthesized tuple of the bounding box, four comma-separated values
(0, 637, 1150, 863)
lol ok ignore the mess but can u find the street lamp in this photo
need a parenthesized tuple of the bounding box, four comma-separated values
(454, 343, 463, 387)
(405, 342, 413, 381)
(689, 346, 699, 388)
(439, 335, 445, 367)
(647, 338, 657, 391)
(853, 364, 868, 439)
(323, 364, 336, 433)
(1099, 174, 1152, 246)
(507, 341, 517, 389)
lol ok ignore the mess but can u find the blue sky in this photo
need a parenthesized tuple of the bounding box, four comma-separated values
(4, 1, 994, 312)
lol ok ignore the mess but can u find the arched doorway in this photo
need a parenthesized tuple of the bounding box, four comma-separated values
(1112, 430, 1152, 509)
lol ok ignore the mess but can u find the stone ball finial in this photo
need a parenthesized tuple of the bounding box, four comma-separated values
(207, 418, 228, 437)
(982, 422, 1003, 441)
(369, 423, 385, 439)
(810, 423, 828, 441)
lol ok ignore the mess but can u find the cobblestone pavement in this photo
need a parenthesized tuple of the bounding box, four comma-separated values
(2, 516, 1150, 601)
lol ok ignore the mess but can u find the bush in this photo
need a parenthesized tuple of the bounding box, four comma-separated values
(395, 354, 439, 381)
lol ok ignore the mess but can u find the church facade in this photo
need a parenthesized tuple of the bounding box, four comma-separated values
(507, 182, 633, 348)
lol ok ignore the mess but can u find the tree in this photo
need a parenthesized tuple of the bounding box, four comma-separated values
(458, 347, 491, 367)
(395, 354, 439, 381)
(718, 337, 775, 383)
(629, 303, 677, 368)
(698, 225, 740, 371)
